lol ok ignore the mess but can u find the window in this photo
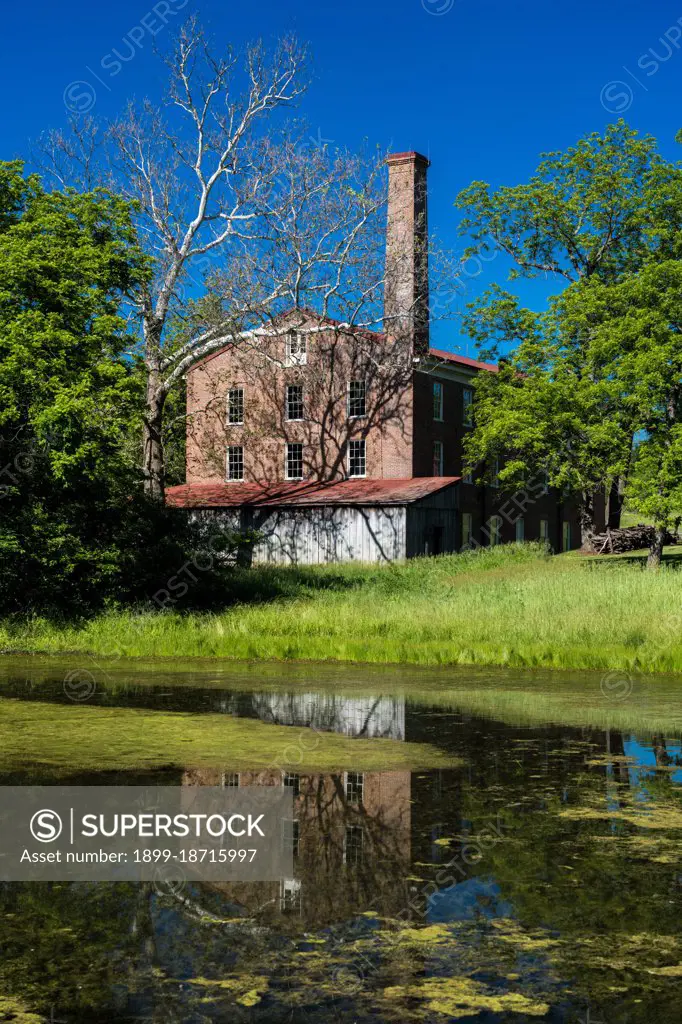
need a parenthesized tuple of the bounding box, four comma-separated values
(282, 819, 300, 858)
(348, 439, 366, 478)
(463, 387, 473, 426)
(461, 512, 473, 549)
(463, 470, 474, 485)
(285, 330, 307, 366)
(286, 384, 304, 421)
(280, 878, 302, 913)
(539, 518, 549, 542)
(562, 520, 571, 552)
(227, 445, 244, 481)
(348, 380, 366, 418)
(489, 515, 502, 546)
(221, 772, 240, 787)
(432, 440, 443, 476)
(227, 387, 244, 425)
(515, 517, 525, 543)
(283, 772, 300, 796)
(345, 771, 364, 805)
(491, 458, 500, 488)
(286, 443, 304, 480)
(433, 381, 444, 421)
(343, 824, 364, 866)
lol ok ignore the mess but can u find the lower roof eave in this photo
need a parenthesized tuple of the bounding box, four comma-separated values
(165, 476, 461, 510)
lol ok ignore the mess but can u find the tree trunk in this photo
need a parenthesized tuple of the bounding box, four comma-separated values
(579, 491, 596, 549)
(143, 369, 166, 501)
(606, 477, 626, 530)
(647, 526, 665, 568)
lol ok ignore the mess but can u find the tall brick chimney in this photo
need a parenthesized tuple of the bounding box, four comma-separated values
(384, 151, 430, 356)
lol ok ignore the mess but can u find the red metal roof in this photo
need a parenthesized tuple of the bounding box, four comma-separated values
(428, 348, 499, 373)
(166, 477, 460, 509)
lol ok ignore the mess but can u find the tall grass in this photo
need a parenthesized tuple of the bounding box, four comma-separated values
(3, 544, 682, 673)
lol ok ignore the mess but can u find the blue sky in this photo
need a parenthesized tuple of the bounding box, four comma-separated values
(3, 0, 682, 353)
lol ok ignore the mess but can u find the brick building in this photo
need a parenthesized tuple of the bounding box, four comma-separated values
(167, 151, 581, 562)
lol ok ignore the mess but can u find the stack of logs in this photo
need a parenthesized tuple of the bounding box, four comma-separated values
(585, 525, 678, 555)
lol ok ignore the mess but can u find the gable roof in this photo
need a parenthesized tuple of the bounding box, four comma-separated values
(427, 348, 499, 373)
(166, 477, 460, 509)
(189, 307, 385, 372)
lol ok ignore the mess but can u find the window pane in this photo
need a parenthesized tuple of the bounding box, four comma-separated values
(282, 819, 300, 858)
(344, 824, 364, 866)
(516, 517, 525, 542)
(345, 772, 364, 804)
(540, 519, 549, 541)
(227, 445, 244, 481)
(221, 772, 240, 787)
(286, 443, 304, 480)
(348, 380, 366, 417)
(348, 440, 366, 478)
(227, 387, 244, 425)
(462, 512, 473, 548)
(433, 381, 443, 420)
(280, 878, 302, 913)
(286, 384, 304, 421)
(283, 772, 300, 796)
(286, 331, 307, 365)
(463, 388, 473, 426)
(432, 440, 443, 476)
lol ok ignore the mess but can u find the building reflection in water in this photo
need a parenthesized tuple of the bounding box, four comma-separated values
(183, 692, 414, 929)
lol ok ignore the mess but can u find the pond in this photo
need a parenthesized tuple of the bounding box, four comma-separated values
(0, 656, 681, 1023)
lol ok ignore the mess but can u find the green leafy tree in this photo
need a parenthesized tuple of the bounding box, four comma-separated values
(557, 262, 682, 565)
(457, 122, 682, 547)
(0, 161, 183, 611)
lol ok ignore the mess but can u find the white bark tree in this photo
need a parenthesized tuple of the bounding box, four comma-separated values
(39, 18, 456, 499)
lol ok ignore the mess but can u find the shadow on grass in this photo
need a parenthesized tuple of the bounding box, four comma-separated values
(577, 546, 682, 571)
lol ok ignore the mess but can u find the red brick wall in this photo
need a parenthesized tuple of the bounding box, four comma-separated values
(186, 314, 414, 484)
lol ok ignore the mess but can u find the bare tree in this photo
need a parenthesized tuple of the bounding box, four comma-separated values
(39, 18, 456, 500)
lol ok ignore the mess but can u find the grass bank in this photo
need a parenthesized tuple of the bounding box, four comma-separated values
(3, 543, 682, 673)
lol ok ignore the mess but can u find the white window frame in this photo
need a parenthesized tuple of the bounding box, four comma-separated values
(285, 330, 307, 366)
(539, 518, 549, 541)
(221, 771, 240, 787)
(285, 443, 304, 481)
(348, 439, 366, 479)
(489, 515, 502, 546)
(279, 877, 302, 913)
(347, 379, 367, 418)
(462, 387, 474, 426)
(343, 824, 364, 866)
(344, 771, 364, 804)
(227, 387, 244, 426)
(562, 520, 571, 551)
(432, 440, 444, 476)
(226, 445, 244, 482)
(433, 380, 444, 421)
(283, 771, 300, 796)
(285, 383, 304, 422)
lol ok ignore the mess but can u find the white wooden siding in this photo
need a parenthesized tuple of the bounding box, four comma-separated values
(253, 506, 406, 564)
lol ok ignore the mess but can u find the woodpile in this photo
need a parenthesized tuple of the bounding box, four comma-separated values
(584, 525, 678, 555)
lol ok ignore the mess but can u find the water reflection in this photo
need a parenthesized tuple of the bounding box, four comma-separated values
(0, 662, 681, 1022)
